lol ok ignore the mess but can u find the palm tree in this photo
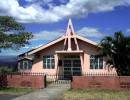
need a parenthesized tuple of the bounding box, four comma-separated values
(97, 31, 130, 76)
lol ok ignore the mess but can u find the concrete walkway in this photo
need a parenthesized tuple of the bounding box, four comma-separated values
(12, 81, 71, 100)
(0, 94, 21, 100)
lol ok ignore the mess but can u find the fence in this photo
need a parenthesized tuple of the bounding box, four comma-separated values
(82, 72, 118, 76)
(0, 72, 71, 88)
(0, 72, 46, 76)
(1, 72, 130, 90)
(0, 72, 45, 88)
(72, 75, 130, 90)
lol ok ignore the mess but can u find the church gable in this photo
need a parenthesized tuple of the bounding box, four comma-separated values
(27, 19, 100, 55)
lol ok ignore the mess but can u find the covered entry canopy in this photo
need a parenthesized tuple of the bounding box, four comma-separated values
(55, 52, 84, 80)
(55, 54, 83, 80)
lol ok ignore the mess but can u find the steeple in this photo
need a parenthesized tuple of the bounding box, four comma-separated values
(63, 19, 79, 51)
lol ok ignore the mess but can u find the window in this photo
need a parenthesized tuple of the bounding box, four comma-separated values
(90, 55, 103, 69)
(20, 60, 32, 70)
(43, 55, 55, 69)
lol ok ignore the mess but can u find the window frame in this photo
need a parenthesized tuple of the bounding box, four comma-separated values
(20, 60, 32, 70)
(43, 55, 55, 69)
(89, 55, 104, 70)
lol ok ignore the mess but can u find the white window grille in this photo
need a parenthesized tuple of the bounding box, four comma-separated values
(43, 55, 55, 69)
(90, 55, 103, 69)
(20, 60, 32, 70)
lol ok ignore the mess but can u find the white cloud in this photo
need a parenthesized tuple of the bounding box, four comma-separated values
(43, 0, 53, 4)
(32, 44, 43, 49)
(4, 31, 14, 35)
(31, 27, 107, 41)
(76, 27, 108, 38)
(31, 29, 65, 41)
(0, 53, 19, 56)
(0, 0, 130, 24)
(25, 0, 34, 2)
(23, 46, 29, 49)
(126, 29, 130, 32)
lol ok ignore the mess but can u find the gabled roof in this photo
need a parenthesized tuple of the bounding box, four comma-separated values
(18, 57, 33, 61)
(18, 49, 35, 57)
(27, 19, 101, 55)
(76, 35, 99, 46)
(28, 36, 65, 55)
(28, 34, 100, 55)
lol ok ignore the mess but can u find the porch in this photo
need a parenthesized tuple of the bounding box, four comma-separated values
(55, 50, 84, 80)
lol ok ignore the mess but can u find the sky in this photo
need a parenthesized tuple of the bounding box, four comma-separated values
(0, 0, 130, 56)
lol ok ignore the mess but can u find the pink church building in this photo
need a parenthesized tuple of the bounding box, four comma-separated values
(18, 19, 116, 79)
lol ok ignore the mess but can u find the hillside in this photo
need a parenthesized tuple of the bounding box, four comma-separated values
(0, 55, 19, 68)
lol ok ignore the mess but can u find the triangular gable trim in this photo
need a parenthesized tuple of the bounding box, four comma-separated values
(18, 57, 33, 61)
(28, 35, 100, 55)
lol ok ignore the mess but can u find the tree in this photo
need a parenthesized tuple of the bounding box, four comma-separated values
(0, 66, 13, 74)
(97, 31, 130, 76)
(0, 16, 33, 52)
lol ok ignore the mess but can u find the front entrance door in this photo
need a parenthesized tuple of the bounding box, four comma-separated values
(63, 55, 81, 79)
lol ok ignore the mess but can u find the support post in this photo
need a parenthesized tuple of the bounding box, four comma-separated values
(44, 74, 46, 88)
(55, 54, 59, 78)
(67, 27, 72, 51)
(80, 53, 84, 75)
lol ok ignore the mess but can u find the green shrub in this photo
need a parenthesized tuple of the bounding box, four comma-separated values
(0, 66, 13, 74)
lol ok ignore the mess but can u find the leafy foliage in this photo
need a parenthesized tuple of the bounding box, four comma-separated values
(97, 31, 130, 76)
(0, 66, 13, 74)
(0, 16, 34, 52)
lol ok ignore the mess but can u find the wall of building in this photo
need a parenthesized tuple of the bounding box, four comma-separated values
(72, 76, 130, 90)
(22, 40, 65, 74)
(78, 39, 116, 74)
(19, 38, 116, 74)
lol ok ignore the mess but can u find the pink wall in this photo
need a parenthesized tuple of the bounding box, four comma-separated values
(72, 76, 130, 90)
(19, 39, 116, 75)
(78, 40, 116, 74)
(0, 75, 45, 88)
(19, 40, 65, 74)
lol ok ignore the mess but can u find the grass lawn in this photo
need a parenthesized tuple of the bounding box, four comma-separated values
(56, 89, 130, 100)
(0, 87, 38, 95)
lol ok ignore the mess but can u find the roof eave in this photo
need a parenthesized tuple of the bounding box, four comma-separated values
(28, 36, 65, 55)
(18, 57, 33, 61)
(76, 35, 101, 48)
(27, 35, 101, 55)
